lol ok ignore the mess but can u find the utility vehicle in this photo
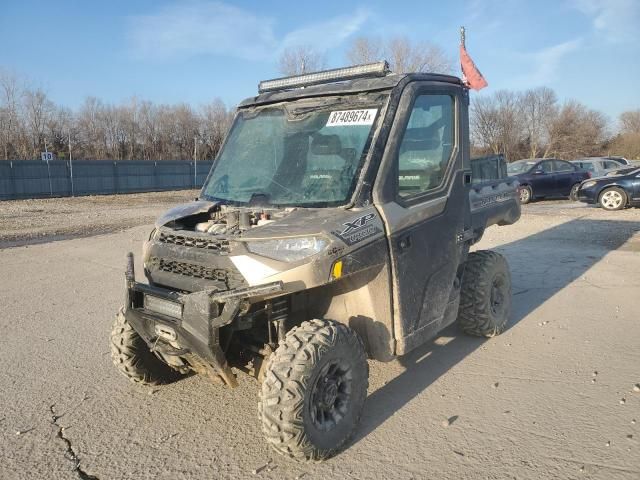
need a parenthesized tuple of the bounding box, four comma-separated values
(111, 62, 521, 460)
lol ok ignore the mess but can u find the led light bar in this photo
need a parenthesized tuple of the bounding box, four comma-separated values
(144, 294, 183, 320)
(258, 61, 390, 93)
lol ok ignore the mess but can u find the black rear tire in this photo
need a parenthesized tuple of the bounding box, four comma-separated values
(519, 186, 532, 204)
(110, 308, 181, 386)
(259, 319, 368, 461)
(458, 251, 511, 337)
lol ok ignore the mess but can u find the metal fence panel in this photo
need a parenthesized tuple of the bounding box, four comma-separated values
(116, 161, 156, 193)
(0, 162, 14, 199)
(0, 160, 216, 200)
(11, 161, 53, 198)
(156, 162, 192, 190)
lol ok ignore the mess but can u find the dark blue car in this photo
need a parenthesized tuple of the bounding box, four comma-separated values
(507, 158, 591, 204)
(577, 167, 640, 210)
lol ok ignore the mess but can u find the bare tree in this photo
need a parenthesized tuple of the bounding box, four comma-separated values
(122, 97, 138, 159)
(520, 87, 558, 158)
(138, 100, 158, 160)
(610, 133, 640, 159)
(0, 72, 235, 161)
(619, 110, 640, 134)
(46, 106, 73, 159)
(387, 37, 452, 73)
(470, 95, 502, 154)
(77, 97, 106, 159)
(346, 36, 453, 74)
(201, 99, 233, 158)
(610, 109, 640, 159)
(4, 65, 620, 163)
(23, 88, 54, 158)
(546, 101, 608, 159)
(471, 90, 524, 161)
(278, 46, 326, 76)
(346, 36, 384, 65)
(0, 69, 22, 159)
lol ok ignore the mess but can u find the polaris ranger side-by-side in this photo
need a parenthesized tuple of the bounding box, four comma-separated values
(110, 62, 521, 460)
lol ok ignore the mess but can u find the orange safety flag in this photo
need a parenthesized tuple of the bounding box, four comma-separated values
(460, 44, 488, 91)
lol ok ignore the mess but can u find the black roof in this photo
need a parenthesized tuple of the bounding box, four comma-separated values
(238, 72, 464, 108)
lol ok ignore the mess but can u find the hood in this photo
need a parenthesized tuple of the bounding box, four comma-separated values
(154, 200, 385, 250)
(155, 200, 219, 228)
(238, 208, 355, 240)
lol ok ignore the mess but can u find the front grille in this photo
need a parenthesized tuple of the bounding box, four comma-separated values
(148, 257, 229, 282)
(158, 232, 230, 254)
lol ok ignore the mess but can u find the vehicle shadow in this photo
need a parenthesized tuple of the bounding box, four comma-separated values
(350, 217, 640, 447)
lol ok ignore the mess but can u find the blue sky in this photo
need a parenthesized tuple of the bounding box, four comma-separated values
(1, 0, 639, 123)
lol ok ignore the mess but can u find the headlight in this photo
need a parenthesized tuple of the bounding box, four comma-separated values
(581, 180, 597, 189)
(246, 237, 329, 262)
(144, 295, 183, 320)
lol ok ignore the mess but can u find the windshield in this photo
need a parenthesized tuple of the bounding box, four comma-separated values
(201, 96, 385, 207)
(507, 160, 537, 174)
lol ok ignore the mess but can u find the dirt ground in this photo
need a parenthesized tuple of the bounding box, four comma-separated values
(0, 190, 198, 248)
(1, 194, 639, 479)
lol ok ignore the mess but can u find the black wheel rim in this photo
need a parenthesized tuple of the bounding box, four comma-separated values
(490, 275, 507, 317)
(309, 359, 352, 431)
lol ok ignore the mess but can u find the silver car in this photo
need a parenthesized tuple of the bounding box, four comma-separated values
(571, 157, 624, 177)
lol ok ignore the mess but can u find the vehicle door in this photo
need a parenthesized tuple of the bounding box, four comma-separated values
(530, 160, 555, 196)
(553, 160, 576, 195)
(373, 82, 468, 354)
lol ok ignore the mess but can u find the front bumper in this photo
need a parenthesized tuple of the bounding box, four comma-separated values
(123, 253, 283, 386)
(577, 186, 599, 204)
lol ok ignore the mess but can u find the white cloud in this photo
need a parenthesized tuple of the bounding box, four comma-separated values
(128, 1, 274, 60)
(512, 39, 582, 86)
(127, 1, 370, 61)
(571, 0, 640, 42)
(282, 8, 370, 51)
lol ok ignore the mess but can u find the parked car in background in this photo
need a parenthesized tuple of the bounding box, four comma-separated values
(507, 158, 591, 204)
(605, 156, 634, 166)
(571, 157, 624, 177)
(577, 166, 640, 210)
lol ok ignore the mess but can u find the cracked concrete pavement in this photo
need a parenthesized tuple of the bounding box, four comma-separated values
(1, 196, 639, 479)
(50, 403, 98, 480)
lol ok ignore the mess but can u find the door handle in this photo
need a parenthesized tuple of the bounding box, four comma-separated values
(398, 235, 411, 251)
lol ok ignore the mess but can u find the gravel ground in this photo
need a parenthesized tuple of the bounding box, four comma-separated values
(1, 196, 639, 479)
(0, 190, 198, 248)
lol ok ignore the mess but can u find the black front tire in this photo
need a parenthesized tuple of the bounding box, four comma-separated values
(259, 319, 368, 461)
(110, 308, 181, 386)
(599, 187, 627, 211)
(569, 183, 580, 201)
(458, 251, 511, 337)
